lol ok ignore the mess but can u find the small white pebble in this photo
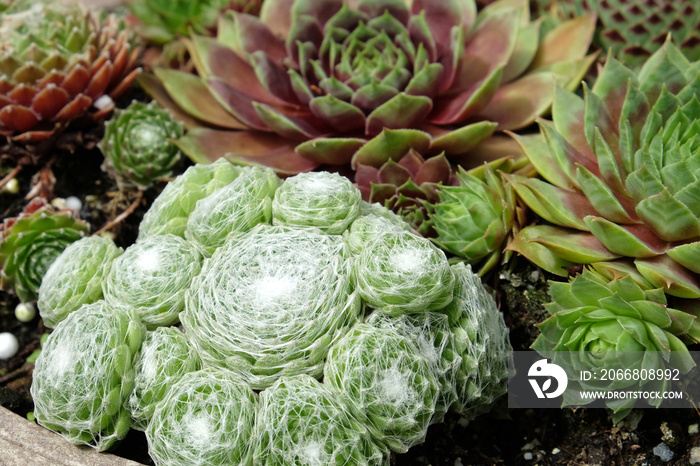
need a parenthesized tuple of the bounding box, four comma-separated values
(653, 442, 674, 462)
(0, 332, 19, 359)
(65, 196, 82, 212)
(1, 178, 19, 194)
(50, 197, 66, 209)
(93, 95, 114, 111)
(454, 458, 463, 466)
(457, 417, 470, 428)
(690, 446, 700, 465)
(15, 302, 36, 322)
(689, 424, 698, 435)
(551, 448, 561, 455)
(523, 452, 533, 461)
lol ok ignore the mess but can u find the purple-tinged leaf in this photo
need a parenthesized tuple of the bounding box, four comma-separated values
(377, 159, 412, 186)
(365, 93, 433, 135)
(208, 78, 271, 130)
(296, 137, 365, 165)
(253, 102, 328, 139)
(308, 94, 366, 132)
(529, 14, 596, 71)
(351, 128, 431, 169)
(411, 0, 476, 57)
(426, 121, 497, 157)
(635, 255, 700, 299)
(249, 51, 300, 104)
(584, 217, 670, 258)
(507, 225, 578, 277)
(218, 12, 287, 63)
(260, 0, 295, 39)
(430, 65, 503, 125)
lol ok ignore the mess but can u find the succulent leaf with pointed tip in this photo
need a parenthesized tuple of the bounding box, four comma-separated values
(509, 41, 700, 298)
(0, 198, 89, 302)
(100, 100, 185, 189)
(140, 0, 596, 174)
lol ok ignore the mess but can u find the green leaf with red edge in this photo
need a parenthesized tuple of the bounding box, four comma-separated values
(636, 189, 700, 242)
(551, 86, 595, 160)
(411, 0, 477, 56)
(576, 165, 633, 224)
(529, 14, 596, 72)
(591, 54, 637, 123)
(427, 121, 497, 156)
(175, 127, 318, 175)
(377, 159, 412, 186)
(668, 242, 700, 274)
(501, 17, 540, 83)
(474, 71, 555, 131)
(369, 183, 399, 205)
(146, 69, 247, 130)
(430, 64, 504, 125)
(351, 128, 431, 169)
(296, 137, 365, 165)
(507, 225, 578, 277)
(308, 94, 366, 132)
(584, 217, 670, 258)
(260, 0, 295, 39)
(416, 153, 452, 185)
(526, 226, 619, 264)
(365, 93, 433, 135)
(218, 12, 287, 63)
(635, 255, 700, 299)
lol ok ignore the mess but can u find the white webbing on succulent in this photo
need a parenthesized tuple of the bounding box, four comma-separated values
(353, 230, 455, 315)
(38, 236, 123, 328)
(30, 301, 145, 451)
(128, 327, 202, 431)
(272, 171, 362, 234)
(182, 224, 360, 389)
(344, 210, 412, 256)
(138, 159, 243, 239)
(104, 234, 202, 329)
(324, 324, 440, 453)
(146, 368, 257, 466)
(442, 263, 512, 418)
(185, 166, 280, 255)
(366, 311, 461, 423)
(253, 375, 388, 465)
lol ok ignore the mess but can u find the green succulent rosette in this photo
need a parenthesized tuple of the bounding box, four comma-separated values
(104, 234, 202, 329)
(253, 375, 388, 465)
(138, 158, 243, 239)
(441, 263, 512, 418)
(0, 198, 89, 302)
(127, 327, 202, 431)
(272, 172, 362, 235)
(185, 166, 280, 254)
(366, 311, 460, 424)
(182, 224, 360, 389)
(146, 368, 257, 465)
(343, 209, 412, 256)
(30, 301, 146, 451)
(430, 163, 517, 275)
(508, 41, 700, 298)
(324, 323, 440, 453)
(353, 230, 454, 316)
(532, 268, 700, 421)
(100, 100, 184, 189)
(37, 235, 123, 328)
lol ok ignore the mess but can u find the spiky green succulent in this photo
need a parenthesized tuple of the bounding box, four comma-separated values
(128, 0, 263, 44)
(356, 150, 457, 236)
(509, 41, 700, 298)
(532, 267, 699, 421)
(272, 171, 361, 234)
(140, 0, 596, 174)
(0, 1, 140, 143)
(0, 198, 89, 302)
(146, 368, 257, 465)
(137, 158, 243, 239)
(37, 235, 122, 328)
(30, 301, 146, 451)
(324, 323, 440, 453)
(254, 375, 388, 465)
(104, 234, 202, 329)
(128, 327, 202, 431)
(185, 165, 279, 254)
(100, 100, 185, 189)
(536, 0, 700, 69)
(440, 263, 512, 418)
(182, 224, 360, 389)
(353, 230, 454, 316)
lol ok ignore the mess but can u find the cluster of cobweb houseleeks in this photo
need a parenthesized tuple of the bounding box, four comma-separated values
(30, 163, 511, 463)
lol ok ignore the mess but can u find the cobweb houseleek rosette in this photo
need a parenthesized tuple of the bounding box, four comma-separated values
(253, 375, 388, 465)
(38, 235, 122, 328)
(181, 224, 360, 389)
(324, 323, 440, 453)
(30, 301, 146, 451)
(507, 41, 700, 298)
(0, 197, 89, 302)
(366, 311, 460, 424)
(440, 263, 512, 418)
(272, 172, 362, 235)
(127, 327, 202, 431)
(100, 100, 185, 189)
(138, 159, 243, 239)
(146, 368, 257, 466)
(104, 234, 202, 329)
(185, 166, 280, 255)
(343, 209, 412, 256)
(532, 268, 700, 422)
(353, 230, 454, 316)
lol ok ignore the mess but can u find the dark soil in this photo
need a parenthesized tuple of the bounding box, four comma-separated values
(1, 129, 699, 466)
